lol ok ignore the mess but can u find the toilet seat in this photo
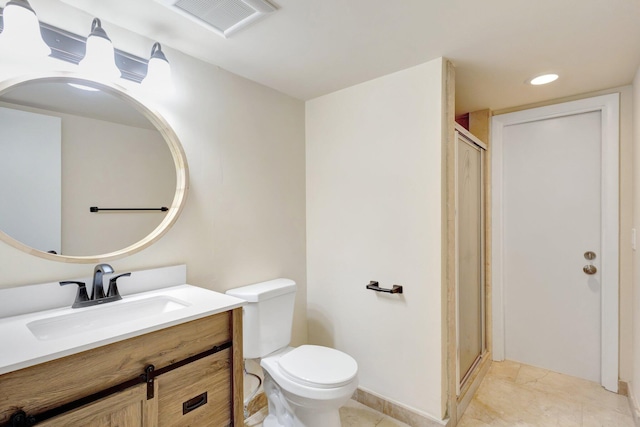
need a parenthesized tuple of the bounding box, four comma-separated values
(278, 345, 357, 388)
(261, 346, 359, 401)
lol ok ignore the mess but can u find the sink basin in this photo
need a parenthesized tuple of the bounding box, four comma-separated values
(27, 296, 190, 341)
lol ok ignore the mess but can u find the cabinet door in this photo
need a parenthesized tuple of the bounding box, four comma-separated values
(38, 384, 151, 427)
(157, 348, 231, 427)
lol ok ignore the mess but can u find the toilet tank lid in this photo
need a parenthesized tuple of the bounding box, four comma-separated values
(225, 278, 296, 302)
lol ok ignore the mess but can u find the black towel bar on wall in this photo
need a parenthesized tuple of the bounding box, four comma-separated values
(90, 206, 169, 212)
(366, 281, 403, 294)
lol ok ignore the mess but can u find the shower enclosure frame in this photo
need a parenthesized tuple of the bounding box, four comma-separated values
(454, 127, 487, 394)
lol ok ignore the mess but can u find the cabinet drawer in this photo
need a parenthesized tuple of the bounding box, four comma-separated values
(157, 348, 232, 427)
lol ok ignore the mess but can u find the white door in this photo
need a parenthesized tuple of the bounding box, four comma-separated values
(0, 107, 61, 254)
(492, 94, 619, 391)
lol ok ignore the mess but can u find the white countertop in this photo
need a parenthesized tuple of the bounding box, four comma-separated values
(0, 284, 246, 375)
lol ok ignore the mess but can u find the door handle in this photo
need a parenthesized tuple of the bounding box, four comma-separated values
(583, 251, 597, 274)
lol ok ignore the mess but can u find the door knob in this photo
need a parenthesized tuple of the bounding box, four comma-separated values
(583, 265, 597, 275)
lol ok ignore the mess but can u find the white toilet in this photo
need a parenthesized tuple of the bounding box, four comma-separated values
(226, 279, 358, 427)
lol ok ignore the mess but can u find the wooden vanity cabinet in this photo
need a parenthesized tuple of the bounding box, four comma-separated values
(37, 384, 150, 427)
(0, 308, 243, 427)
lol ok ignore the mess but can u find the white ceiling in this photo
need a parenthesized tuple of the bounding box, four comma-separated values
(1, 82, 155, 129)
(31, 0, 640, 115)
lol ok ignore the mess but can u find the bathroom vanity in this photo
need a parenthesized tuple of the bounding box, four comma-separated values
(0, 273, 245, 427)
(0, 72, 247, 425)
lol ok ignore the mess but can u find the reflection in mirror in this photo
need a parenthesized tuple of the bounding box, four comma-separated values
(0, 79, 177, 257)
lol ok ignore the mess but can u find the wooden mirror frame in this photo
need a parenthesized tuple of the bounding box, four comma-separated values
(0, 72, 189, 263)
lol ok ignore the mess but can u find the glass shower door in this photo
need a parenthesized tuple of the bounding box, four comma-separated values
(456, 130, 485, 390)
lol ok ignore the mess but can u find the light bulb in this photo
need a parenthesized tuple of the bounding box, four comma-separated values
(0, 0, 50, 62)
(142, 42, 173, 93)
(78, 18, 121, 81)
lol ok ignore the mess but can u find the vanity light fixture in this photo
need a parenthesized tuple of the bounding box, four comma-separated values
(0, 3, 173, 89)
(142, 42, 173, 91)
(529, 73, 559, 85)
(78, 18, 121, 81)
(0, 0, 50, 61)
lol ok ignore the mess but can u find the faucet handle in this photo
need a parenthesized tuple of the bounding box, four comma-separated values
(107, 273, 131, 299)
(60, 281, 90, 308)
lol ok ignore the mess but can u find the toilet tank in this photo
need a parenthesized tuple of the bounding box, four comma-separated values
(226, 278, 296, 359)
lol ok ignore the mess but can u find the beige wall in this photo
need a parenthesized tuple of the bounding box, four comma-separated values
(0, 101, 174, 255)
(632, 66, 640, 414)
(306, 58, 447, 420)
(61, 113, 174, 255)
(0, 6, 308, 345)
(494, 85, 634, 382)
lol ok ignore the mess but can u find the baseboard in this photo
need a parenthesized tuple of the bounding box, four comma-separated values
(353, 387, 448, 427)
(627, 382, 640, 427)
(245, 391, 267, 418)
(619, 380, 629, 397)
(245, 387, 448, 426)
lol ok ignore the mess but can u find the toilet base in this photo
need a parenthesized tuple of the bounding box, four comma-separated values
(262, 371, 346, 427)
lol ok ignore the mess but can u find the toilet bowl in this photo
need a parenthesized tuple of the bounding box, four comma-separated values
(261, 346, 358, 427)
(226, 279, 358, 427)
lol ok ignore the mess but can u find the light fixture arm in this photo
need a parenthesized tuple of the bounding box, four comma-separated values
(88, 17, 110, 41)
(6, 0, 35, 13)
(150, 42, 168, 62)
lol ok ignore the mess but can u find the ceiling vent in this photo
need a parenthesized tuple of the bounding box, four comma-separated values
(156, 0, 277, 38)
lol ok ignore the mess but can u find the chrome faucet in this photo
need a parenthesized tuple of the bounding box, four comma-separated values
(91, 263, 113, 300)
(60, 264, 131, 308)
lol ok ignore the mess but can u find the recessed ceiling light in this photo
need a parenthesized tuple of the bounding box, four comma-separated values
(530, 74, 559, 85)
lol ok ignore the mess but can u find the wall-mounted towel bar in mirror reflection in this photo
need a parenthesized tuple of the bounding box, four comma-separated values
(366, 281, 403, 294)
(90, 206, 169, 212)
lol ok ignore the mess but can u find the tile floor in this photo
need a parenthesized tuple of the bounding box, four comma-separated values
(458, 360, 635, 426)
(245, 360, 636, 427)
(244, 399, 411, 427)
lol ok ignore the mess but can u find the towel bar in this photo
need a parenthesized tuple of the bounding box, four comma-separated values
(366, 281, 403, 294)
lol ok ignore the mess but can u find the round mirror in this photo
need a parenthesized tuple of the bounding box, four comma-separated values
(0, 73, 188, 262)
